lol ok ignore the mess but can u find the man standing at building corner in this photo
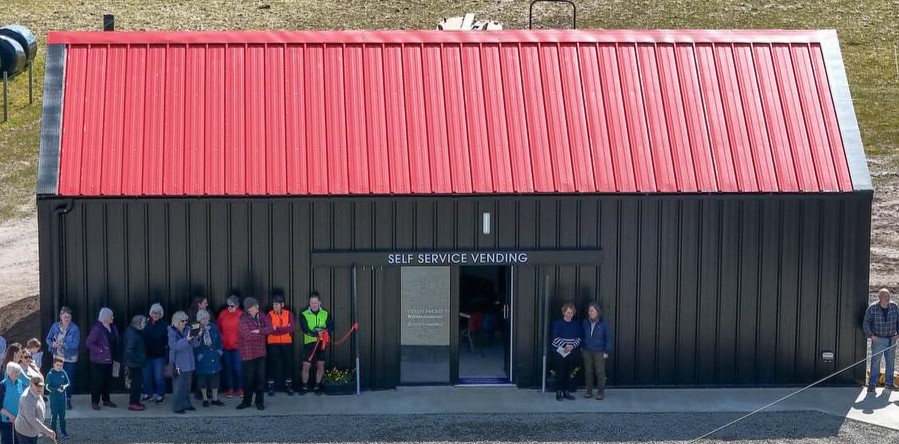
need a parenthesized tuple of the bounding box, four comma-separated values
(863, 288, 899, 392)
(266, 293, 295, 396)
(236, 297, 274, 410)
(300, 291, 333, 395)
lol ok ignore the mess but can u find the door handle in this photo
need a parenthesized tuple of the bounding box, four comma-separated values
(503, 304, 510, 320)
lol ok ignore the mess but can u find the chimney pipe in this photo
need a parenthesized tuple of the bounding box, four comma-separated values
(103, 14, 114, 31)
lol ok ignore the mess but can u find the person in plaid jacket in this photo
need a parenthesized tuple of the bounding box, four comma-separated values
(864, 288, 899, 392)
(235, 298, 273, 410)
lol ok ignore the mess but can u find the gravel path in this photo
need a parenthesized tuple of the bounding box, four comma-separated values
(59, 411, 897, 443)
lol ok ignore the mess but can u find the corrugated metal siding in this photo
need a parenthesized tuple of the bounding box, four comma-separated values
(50, 30, 854, 196)
(39, 194, 870, 390)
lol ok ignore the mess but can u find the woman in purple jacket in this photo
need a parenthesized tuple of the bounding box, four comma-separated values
(85, 307, 120, 410)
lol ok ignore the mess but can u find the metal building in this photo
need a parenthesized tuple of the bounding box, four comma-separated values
(37, 30, 872, 391)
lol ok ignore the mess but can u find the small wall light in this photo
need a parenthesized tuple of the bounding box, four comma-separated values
(821, 351, 834, 362)
(482, 212, 491, 235)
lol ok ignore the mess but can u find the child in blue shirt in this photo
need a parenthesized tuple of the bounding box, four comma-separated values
(46, 357, 70, 439)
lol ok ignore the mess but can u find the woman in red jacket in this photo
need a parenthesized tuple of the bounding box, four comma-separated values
(217, 295, 243, 398)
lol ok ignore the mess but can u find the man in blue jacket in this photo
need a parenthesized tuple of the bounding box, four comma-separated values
(581, 302, 613, 400)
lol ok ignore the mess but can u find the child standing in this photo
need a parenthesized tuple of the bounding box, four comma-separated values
(25, 338, 43, 369)
(46, 357, 70, 439)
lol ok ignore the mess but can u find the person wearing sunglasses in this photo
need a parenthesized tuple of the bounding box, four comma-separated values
(168, 311, 199, 414)
(217, 295, 244, 398)
(13, 374, 55, 444)
(18, 354, 40, 381)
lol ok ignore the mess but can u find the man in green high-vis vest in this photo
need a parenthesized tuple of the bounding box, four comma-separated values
(300, 291, 333, 395)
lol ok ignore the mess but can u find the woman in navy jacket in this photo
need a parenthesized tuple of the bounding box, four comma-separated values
(581, 302, 613, 400)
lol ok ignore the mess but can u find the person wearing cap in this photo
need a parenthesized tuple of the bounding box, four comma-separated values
(300, 291, 333, 395)
(0, 362, 29, 444)
(266, 293, 295, 396)
(13, 374, 55, 444)
(85, 307, 119, 410)
(581, 302, 613, 400)
(236, 297, 274, 410)
(217, 295, 244, 399)
(864, 288, 899, 392)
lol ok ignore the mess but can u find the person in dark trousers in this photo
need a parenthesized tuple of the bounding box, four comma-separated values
(218, 295, 244, 398)
(123, 315, 148, 411)
(45, 357, 70, 438)
(551, 303, 581, 401)
(169, 311, 199, 414)
(864, 288, 899, 392)
(236, 298, 273, 410)
(142, 303, 168, 405)
(194, 309, 225, 407)
(0, 363, 28, 444)
(581, 302, 613, 400)
(85, 307, 119, 410)
(266, 293, 295, 396)
(300, 291, 333, 395)
(45, 306, 80, 410)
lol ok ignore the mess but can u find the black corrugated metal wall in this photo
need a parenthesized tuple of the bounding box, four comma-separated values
(38, 194, 871, 391)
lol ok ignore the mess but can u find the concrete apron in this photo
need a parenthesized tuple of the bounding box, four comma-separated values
(65, 387, 899, 430)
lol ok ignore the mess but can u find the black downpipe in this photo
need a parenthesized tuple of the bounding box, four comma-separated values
(51, 200, 74, 319)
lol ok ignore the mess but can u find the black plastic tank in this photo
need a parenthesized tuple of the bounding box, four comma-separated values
(0, 25, 37, 64)
(0, 34, 25, 77)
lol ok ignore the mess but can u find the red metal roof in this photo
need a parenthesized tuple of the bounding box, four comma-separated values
(47, 30, 857, 196)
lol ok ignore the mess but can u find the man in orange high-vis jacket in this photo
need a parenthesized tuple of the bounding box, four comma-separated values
(266, 294, 296, 396)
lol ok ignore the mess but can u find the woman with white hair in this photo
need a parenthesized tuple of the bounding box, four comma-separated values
(0, 363, 29, 444)
(168, 311, 198, 414)
(85, 307, 120, 410)
(194, 309, 225, 407)
(142, 303, 168, 405)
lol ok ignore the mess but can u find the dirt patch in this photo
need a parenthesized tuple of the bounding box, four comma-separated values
(0, 295, 39, 344)
(868, 154, 899, 292)
(0, 216, 39, 307)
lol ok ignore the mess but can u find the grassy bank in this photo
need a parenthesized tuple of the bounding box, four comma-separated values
(0, 0, 895, 220)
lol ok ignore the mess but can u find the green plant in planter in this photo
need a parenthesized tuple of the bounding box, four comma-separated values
(323, 367, 355, 384)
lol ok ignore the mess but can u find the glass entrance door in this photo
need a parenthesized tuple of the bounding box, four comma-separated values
(400, 266, 452, 384)
(457, 265, 512, 384)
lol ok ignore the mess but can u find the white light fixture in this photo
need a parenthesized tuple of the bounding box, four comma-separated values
(821, 351, 834, 362)
(482, 212, 491, 235)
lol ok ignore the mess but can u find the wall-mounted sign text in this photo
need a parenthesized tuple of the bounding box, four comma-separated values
(387, 252, 529, 266)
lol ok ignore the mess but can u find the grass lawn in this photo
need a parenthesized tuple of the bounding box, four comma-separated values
(0, 0, 895, 220)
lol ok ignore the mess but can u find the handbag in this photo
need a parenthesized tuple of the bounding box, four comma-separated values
(163, 363, 175, 378)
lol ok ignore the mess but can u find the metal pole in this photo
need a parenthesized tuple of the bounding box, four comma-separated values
(28, 64, 33, 105)
(540, 273, 550, 393)
(3, 71, 8, 123)
(353, 264, 361, 395)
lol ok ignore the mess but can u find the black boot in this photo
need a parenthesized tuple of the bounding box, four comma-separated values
(563, 391, 576, 400)
(286, 379, 295, 396)
(266, 380, 275, 397)
(556, 390, 563, 401)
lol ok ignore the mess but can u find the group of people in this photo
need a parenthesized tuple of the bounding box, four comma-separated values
(0, 337, 63, 443)
(550, 302, 613, 401)
(0, 291, 333, 442)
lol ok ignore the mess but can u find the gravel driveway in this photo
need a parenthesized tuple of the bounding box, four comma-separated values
(59, 411, 897, 443)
